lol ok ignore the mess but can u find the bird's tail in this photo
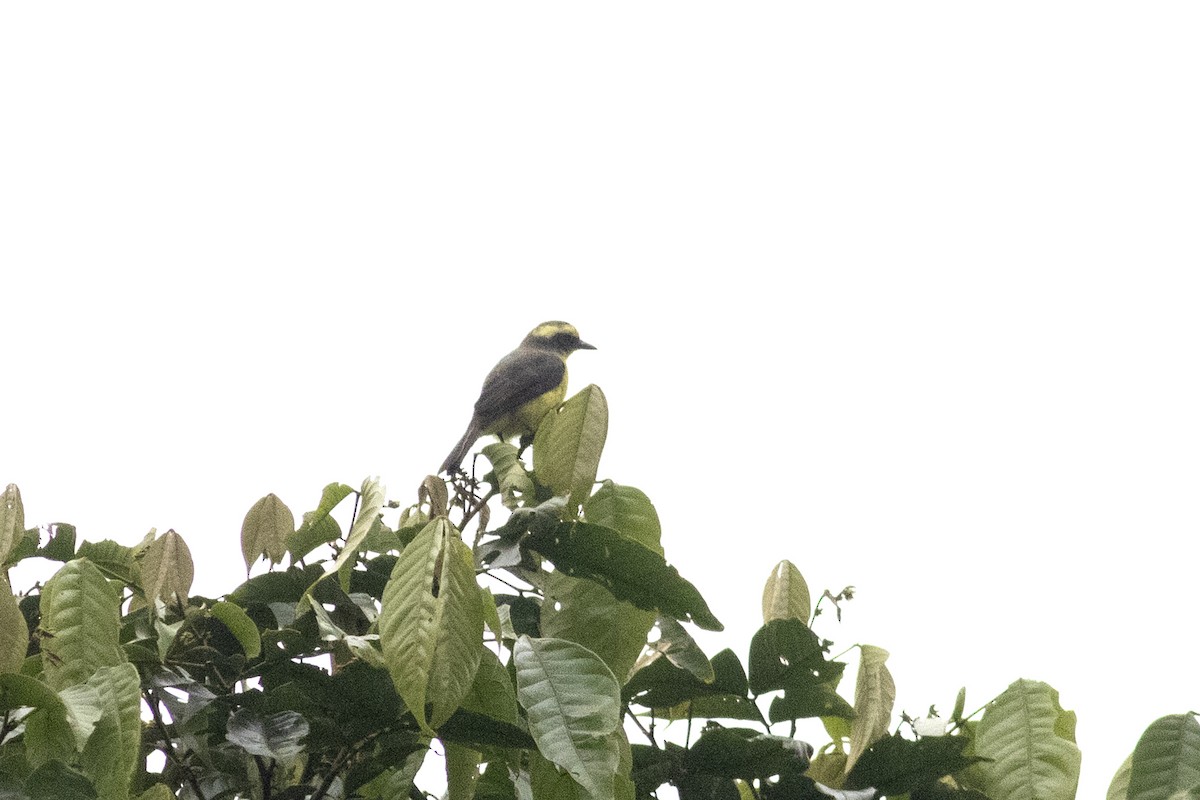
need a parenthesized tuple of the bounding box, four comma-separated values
(440, 419, 483, 474)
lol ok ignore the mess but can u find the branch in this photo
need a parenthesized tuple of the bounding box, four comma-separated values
(144, 689, 207, 800)
(624, 705, 658, 748)
(461, 486, 498, 535)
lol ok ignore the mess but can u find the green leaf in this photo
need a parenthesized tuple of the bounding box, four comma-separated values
(846, 732, 981, 796)
(526, 521, 722, 631)
(0, 574, 29, 673)
(477, 761, 519, 800)
(134, 785, 177, 800)
(529, 748, 585, 799)
(845, 645, 895, 774)
(331, 476, 386, 575)
(0, 673, 73, 767)
(514, 636, 621, 800)
(140, 529, 193, 606)
(748, 619, 852, 721)
(228, 563, 327, 606)
(445, 743, 482, 800)
(0, 484, 24, 565)
(36, 523, 77, 562)
(973, 679, 1081, 800)
(378, 518, 483, 732)
(78, 664, 140, 800)
(625, 649, 757, 722)
(354, 748, 428, 800)
(38, 559, 125, 691)
(762, 560, 810, 624)
(288, 482, 356, 561)
(210, 600, 263, 659)
(648, 616, 715, 683)
(226, 707, 310, 762)
(533, 384, 609, 508)
(438, 708, 535, 750)
(583, 481, 663, 555)
(1129, 714, 1200, 800)
(57, 683, 104, 750)
(240, 493, 295, 571)
(5, 526, 40, 565)
(73, 540, 136, 583)
(1108, 753, 1133, 800)
(684, 727, 811, 780)
(542, 570, 656, 683)
(482, 442, 534, 509)
(24, 760, 98, 800)
(289, 511, 342, 563)
(460, 647, 518, 725)
(806, 750, 849, 789)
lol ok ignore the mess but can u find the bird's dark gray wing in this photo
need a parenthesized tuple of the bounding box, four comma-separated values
(473, 348, 566, 427)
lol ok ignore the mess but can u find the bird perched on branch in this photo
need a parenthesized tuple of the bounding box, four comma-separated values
(440, 321, 596, 474)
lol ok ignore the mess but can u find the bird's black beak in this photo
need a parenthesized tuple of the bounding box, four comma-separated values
(577, 340, 597, 350)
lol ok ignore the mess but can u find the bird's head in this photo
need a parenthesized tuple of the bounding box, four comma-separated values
(522, 321, 596, 355)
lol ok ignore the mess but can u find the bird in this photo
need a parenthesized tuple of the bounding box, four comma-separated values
(440, 321, 596, 474)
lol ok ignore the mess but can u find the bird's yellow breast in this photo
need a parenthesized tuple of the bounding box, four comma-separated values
(483, 365, 569, 440)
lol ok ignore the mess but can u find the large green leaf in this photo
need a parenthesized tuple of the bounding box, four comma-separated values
(38, 559, 125, 691)
(541, 570, 656, 683)
(845, 645, 895, 774)
(74, 539, 136, 583)
(1128, 714, 1200, 800)
(526, 521, 722, 631)
(846, 732, 980, 796)
(241, 493, 295, 571)
(57, 683, 103, 751)
(583, 481, 662, 555)
(514, 636, 621, 800)
(226, 707, 310, 762)
(140, 529, 193, 606)
(748, 619, 852, 721)
(684, 727, 811, 781)
(379, 518, 483, 731)
(482, 442, 534, 510)
(762, 560, 810, 624)
(0, 484, 23, 565)
(0, 673, 73, 767)
(228, 563, 327, 607)
(288, 481, 355, 561)
(355, 748, 428, 800)
(36, 523, 77, 562)
(445, 743, 482, 800)
(973, 679, 1081, 800)
(134, 786, 177, 800)
(625, 649, 757, 723)
(24, 760, 98, 800)
(331, 476, 386, 575)
(210, 601, 263, 659)
(78, 664, 141, 800)
(438, 708, 535, 750)
(1108, 754, 1133, 800)
(0, 574, 28, 673)
(643, 617, 715, 683)
(533, 384, 608, 508)
(460, 646, 518, 725)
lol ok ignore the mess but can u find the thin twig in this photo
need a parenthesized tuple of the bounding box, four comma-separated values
(144, 689, 207, 800)
(462, 486, 498, 535)
(625, 706, 658, 748)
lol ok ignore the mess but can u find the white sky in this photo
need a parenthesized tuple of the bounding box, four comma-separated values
(3, 4, 1198, 797)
